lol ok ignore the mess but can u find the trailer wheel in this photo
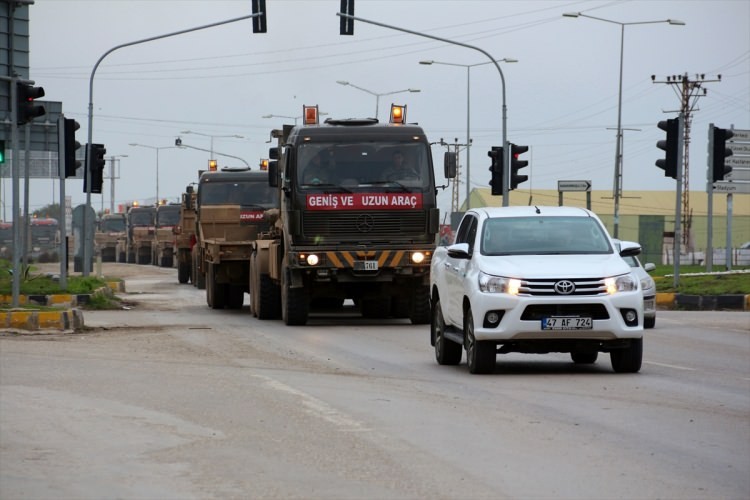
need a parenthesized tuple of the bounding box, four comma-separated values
(178, 262, 190, 284)
(207, 263, 225, 309)
(227, 285, 245, 309)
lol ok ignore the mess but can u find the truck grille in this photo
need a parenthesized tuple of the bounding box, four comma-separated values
(303, 211, 426, 239)
(519, 277, 608, 296)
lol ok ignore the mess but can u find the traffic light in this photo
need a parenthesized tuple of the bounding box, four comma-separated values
(85, 143, 106, 194)
(710, 125, 734, 182)
(488, 146, 503, 195)
(251, 0, 267, 33)
(0, 139, 5, 164)
(63, 118, 82, 177)
(340, 0, 354, 35)
(509, 143, 529, 190)
(656, 118, 679, 179)
(16, 82, 45, 125)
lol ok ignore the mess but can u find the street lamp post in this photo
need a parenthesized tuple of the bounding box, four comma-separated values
(335, 81, 420, 120)
(563, 12, 684, 238)
(262, 112, 329, 126)
(106, 154, 127, 214)
(179, 130, 244, 159)
(419, 58, 517, 210)
(128, 143, 177, 204)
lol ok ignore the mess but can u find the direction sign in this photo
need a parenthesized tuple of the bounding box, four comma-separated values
(729, 142, 750, 155)
(557, 180, 591, 192)
(713, 181, 750, 194)
(725, 168, 750, 182)
(728, 129, 750, 142)
(727, 156, 750, 168)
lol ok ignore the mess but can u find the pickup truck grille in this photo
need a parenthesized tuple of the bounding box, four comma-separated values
(519, 277, 607, 296)
(303, 211, 426, 239)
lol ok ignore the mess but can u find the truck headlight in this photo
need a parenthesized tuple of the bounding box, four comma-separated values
(478, 271, 521, 295)
(604, 274, 637, 295)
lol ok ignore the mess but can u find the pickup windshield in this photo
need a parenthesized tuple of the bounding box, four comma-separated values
(481, 216, 613, 255)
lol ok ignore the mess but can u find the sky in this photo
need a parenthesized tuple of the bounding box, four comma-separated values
(6, 0, 750, 219)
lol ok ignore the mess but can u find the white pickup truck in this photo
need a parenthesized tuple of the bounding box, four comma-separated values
(430, 206, 644, 374)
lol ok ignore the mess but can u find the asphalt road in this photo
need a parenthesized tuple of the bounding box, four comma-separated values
(1, 263, 749, 499)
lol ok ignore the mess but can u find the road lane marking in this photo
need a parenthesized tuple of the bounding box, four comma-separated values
(644, 361, 696, 371)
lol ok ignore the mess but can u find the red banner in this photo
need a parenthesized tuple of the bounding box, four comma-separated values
(240, 211, 265, 221)
(306, 193, 423, 210)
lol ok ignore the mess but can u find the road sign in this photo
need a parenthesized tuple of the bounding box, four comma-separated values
(727, 156, 750, 168)
(728, 129, 750, 141)
(725, 168, 750, 182)
(557, 180, 591, 192)
(729, 142, 750, 155)
(713, 181, 750, 194)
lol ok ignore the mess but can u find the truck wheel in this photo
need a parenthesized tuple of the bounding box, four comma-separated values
(409, 286, 431, 325)
(178, 262, 190, 284)
(432, 298, 462, 365)
(610, 338, 643, 373)
(127, 251, 135, 264)
(207, 264, 225, 309)
(227, 285, 244, 309)
(465, 305, 495, 374)
(256, 274, 280, 320)
(282, 269, 308, 325)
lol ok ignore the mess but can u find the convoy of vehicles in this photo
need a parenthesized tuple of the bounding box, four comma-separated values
(175, 186, 197, 284)
(429, 206, 644, 374)
(153, 203, 181, 268)
(95, 213, 127, 262)
(117, 205, 156, 265)
(250, 105, 455, 325)
(192, 169, 279, 309)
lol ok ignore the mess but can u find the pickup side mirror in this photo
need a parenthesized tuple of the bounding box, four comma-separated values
(444, 152, 457, 179)
(446, 242, 471, 259)
(618, 240, 642, 257)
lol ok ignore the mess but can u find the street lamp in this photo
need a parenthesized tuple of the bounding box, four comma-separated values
(106, 154, 128, 214)
(335, 81, 420, 120)
(420, 58, 517, 210)
(262, 112, 329, 126)
(179, 130, 244, 159)
(563, 12, 684, 238)
(128, 143, 178, 204)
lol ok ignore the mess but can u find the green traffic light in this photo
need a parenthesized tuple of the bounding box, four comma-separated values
(0, 139, 5, 164)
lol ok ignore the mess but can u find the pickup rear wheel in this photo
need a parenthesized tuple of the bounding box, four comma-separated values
(432, 298, 461, 365)
(610, 338, 643, 373)
(465, 305, 495, 374)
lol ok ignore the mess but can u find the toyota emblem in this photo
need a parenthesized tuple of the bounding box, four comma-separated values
(554, 280, 575, 295)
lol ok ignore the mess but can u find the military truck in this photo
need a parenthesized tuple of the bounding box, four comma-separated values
(193, 169, 279, 309)
(153, 203, 181, 268)
(117, 205, 156, 264)
(250, 105, 456, 325)
(175, 185, 197, 284)
(95, 213, 126, 262)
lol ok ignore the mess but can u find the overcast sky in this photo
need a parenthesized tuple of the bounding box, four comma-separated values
(12, 0, 750, 217)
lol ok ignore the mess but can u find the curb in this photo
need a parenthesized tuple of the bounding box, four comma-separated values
(0, 284, 121, 332)
(656, 293, 750, 311)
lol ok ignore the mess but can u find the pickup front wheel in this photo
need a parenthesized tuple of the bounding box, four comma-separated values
(432, 298, 461, 365)
(465, 305, 495, 374)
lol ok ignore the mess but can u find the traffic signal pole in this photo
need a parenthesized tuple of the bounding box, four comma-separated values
(335, 10, 510, 205)
(82, 11, 264, 276)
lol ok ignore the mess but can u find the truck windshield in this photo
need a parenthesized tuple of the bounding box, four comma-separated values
(101, 218, 126, 232)
(157, 208, 181, 226)
(296, 142, 432, 191)
(130, 211, 154, 226)
(481, 216, 614, 256)
(200, 181, 278, 208)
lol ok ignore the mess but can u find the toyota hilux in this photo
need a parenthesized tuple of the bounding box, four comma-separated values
(430, 206, 644, 374)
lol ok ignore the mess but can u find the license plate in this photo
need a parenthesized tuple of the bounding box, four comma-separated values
(542, 316, 592, 330)
(354, 260, 378, 271)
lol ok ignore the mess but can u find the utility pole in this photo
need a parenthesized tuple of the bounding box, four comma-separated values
(439, 138, 469, 214)
(652, 73, 721, 249)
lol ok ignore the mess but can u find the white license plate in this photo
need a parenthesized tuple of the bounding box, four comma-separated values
(542, 316, 592, 330)
(354, 260, 378, 271)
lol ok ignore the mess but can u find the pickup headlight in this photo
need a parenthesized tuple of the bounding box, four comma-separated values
(478, 271, 521, 295)
(640, 276, 655, 293)
(604, 274, 638, 295)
